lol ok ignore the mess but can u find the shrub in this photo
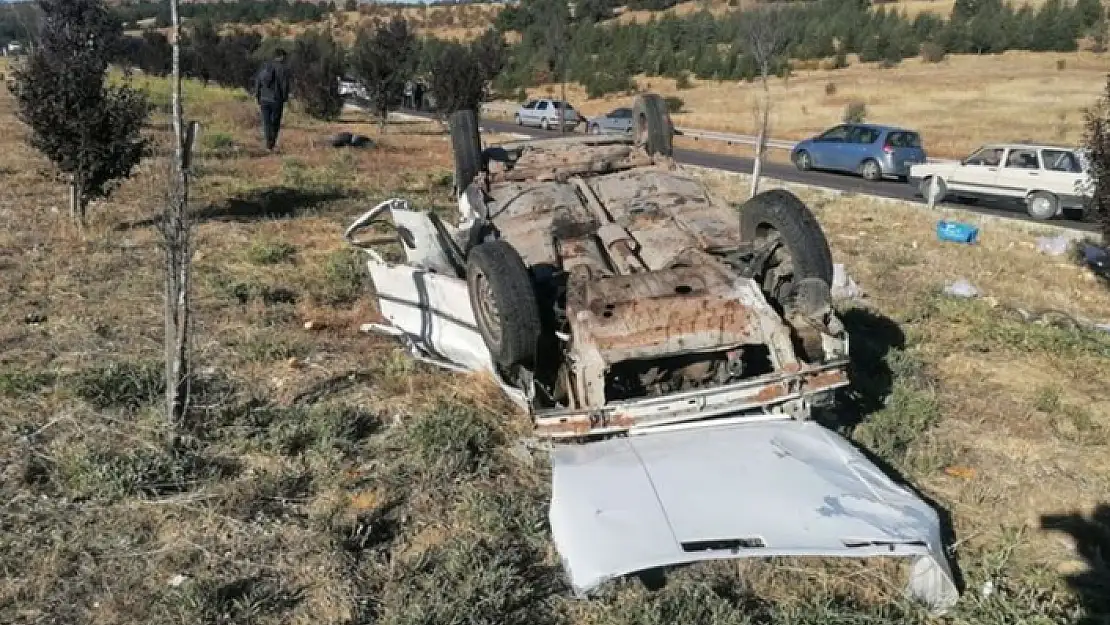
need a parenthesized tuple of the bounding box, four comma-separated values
(246, 240, 297, 265)
(1057, 58, 1067, 71)
(291, 29, 345, 121)
(824, 81, 837, 96)
(351, 17, 417, 130)
(581, 70, 636, 99)
(843, 100, 867, 123)
(663, 95, 684, 114)
(675, 72, 692, 90)
(920, 41, 946, 63)
(321, 248, 365, 305)
(1082, 73, 1110, 244)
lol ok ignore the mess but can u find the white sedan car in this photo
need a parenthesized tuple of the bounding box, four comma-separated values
(909, 143, 1092, 220)
(514, 98, 582, 131)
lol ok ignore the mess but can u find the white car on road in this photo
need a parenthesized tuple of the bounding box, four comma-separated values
(514, 98, 582, 131)
(909, 143, 1092, 220)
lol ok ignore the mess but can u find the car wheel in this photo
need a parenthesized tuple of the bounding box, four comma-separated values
(449, 109, 483, 197)
(860, 159, 882, 182)
(794, 150, 812, 171)
(515, 114, 522, 126)
(1027, 191, 1059, 220)
(541, 117, 550, 130)
(466, 240, 542, 369)
(632, 93, 674, 157)
(739, 189, 835, 303)
(920, 176, 947, 204)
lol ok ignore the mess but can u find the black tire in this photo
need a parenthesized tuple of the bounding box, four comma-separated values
(860, 158, 882, 182)
(1027, 191, 1058, 220)
(920, 176, 947, 204)
(794, 150, 812, 171)
(633, 93, 674, 157)
(330, 131, 353, 148)
(466, 240, 542, 369)
(449, 109, 482, 196)
(739, 189, 835, 297)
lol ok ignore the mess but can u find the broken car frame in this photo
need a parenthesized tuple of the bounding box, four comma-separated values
(344, 94, 960, 612)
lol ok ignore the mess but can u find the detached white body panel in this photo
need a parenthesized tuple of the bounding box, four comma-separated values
(549, 419, 959, 614)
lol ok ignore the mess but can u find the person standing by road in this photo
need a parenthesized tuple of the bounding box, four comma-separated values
(253, 48, 291, 152)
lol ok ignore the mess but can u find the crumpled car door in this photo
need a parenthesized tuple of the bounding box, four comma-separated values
(345, 199, 495, 374)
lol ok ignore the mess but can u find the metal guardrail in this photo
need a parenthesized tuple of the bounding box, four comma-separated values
(478, 104, 956, 163)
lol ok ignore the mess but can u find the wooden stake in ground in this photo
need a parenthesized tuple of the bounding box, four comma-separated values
(742, 8, 787, 199)
(161, 0, 194, 426)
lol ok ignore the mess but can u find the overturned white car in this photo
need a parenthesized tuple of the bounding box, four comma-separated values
(344, 95, 960, 612)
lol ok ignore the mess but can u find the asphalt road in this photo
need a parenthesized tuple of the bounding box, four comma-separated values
(467, 115, 1100, 234)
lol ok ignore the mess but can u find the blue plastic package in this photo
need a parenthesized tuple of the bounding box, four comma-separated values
(936, 220, 979, 244)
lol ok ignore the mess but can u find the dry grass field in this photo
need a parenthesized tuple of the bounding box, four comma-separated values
(1, 68, 1108, 624)
(507, 50, 1110, 160)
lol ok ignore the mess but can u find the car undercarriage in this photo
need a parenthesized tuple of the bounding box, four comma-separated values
(343, 95, 960, 613)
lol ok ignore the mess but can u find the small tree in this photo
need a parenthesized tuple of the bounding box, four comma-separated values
(291, 29, 345, 120)
(471, 28, 507, 103)
(351, 17, 415, 131)
(741, 7, 788, 199)
(9, 0, 151, 226)
(428, 43, 485, 119)
(162, 0, 194, 426)
(1082, 74, 1110, 243)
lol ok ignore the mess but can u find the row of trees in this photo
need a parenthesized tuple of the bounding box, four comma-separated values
(493, 0, 1105, 94)
(116, 20, 505, 127)
(112, 0, 331, 30)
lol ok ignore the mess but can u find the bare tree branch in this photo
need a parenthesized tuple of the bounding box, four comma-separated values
(741, 7, 789, 199)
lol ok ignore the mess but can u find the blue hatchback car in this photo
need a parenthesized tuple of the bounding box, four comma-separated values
(790, 123, 927, 182)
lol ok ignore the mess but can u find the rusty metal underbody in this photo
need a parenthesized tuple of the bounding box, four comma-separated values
(472, 136, 850, 438)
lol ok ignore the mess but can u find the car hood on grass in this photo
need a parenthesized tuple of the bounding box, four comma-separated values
(549, 419, 959, 614)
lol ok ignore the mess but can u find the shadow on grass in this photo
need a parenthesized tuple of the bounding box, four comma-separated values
(822, 306, 906, 431)
(813, 306, 964, 595)
(116, 186, 351, 230)
(1041, 504, 1110, 624)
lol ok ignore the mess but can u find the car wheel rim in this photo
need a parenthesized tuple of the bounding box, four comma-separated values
(474, 271, 502, 346)
(864, 162, 878, 179)
(798, 153, 809, 169)
(1033, 197, 1052, 216)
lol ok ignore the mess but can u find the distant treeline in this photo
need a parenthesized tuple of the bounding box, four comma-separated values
(494, 0, 1106, 95)
(111, 0, 331, 29)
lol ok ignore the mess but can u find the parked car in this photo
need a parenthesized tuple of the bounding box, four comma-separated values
(514, 98, 582, 131)
(587, 107, 634, 134)
(790, 123, 927, 182)
(909, 143, 1092, 220)
(342, 94, 959, 613)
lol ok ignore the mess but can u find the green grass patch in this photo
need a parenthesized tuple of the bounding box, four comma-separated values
(69, 360, 164, 410)
(246, 239, 297, 266)
(0, 369, 57, 397)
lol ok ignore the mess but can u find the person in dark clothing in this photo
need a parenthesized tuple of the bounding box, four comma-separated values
(413, 81, 424, 112)
(254, 49, 291, 152)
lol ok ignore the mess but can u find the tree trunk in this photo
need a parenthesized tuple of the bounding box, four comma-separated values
(560, 78, 567, 136)
(68, 180, 84, 226)
(749, 75, 771, 199)
(164, 0, 192, 427)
